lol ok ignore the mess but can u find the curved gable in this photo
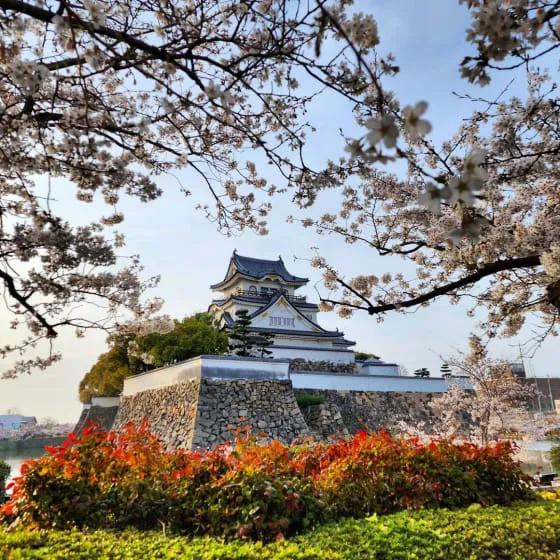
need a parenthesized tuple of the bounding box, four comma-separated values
(249, 294, 329, 333)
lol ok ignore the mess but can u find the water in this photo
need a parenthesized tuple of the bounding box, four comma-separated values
(516, 440, 555, 476)
(0, 448, 47, 488)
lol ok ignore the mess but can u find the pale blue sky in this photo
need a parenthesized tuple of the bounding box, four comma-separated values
(2, 1, 558, 422)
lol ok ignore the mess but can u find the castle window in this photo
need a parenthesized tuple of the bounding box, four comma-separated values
(269, 316, 295, 327)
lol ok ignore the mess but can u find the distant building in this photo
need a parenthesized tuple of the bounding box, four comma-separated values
(0, 415, 37, 431)
(510, 362, 526, 378)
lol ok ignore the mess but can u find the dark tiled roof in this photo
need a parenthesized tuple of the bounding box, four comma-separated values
(211, 295, 319, 310)
(211, 252, 307, 288)
(247, 326, 345, 338)
(333, 337, 356, 347)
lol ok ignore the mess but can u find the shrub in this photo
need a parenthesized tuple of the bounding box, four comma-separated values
(305, 432, 533, 517)
(295, 394, 325, 408)
(0, 423, 534, 540)
(0, 460, 9, 503)
(1, 502, 559, 559)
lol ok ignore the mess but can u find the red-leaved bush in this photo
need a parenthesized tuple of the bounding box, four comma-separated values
(0, 422, 534, 540)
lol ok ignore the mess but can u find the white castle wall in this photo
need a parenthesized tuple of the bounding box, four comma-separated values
(360, 361, 400, 376)
(290, 372, 452, 392)
(271, 345, 355, 364)
(122, 355, 290, 396)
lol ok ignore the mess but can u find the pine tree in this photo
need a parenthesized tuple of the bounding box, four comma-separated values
(413, 367, 431, 378)
(440, 363, 452, 378)
(253, 332, 275, 359)
(229, 310, 256, 357)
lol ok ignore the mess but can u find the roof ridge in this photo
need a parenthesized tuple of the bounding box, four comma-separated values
(234, 253, 282, 263)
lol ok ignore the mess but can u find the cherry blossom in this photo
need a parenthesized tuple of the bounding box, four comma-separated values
(365, 115, 399, 149)
(402, 101, 432, 139)
(0, 0, 379, 376)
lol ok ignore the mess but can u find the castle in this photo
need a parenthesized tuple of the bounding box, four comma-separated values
(209, 251, 355, 364)
(77, 252, 458, 449)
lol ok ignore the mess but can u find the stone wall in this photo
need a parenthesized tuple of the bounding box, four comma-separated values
(74, 404, 120, 434)
(113, 378, 309, 450)
(192, 379, 309, 448)
(301, 403, 349, 439)
(290, 359, 357, 374)
(113, 379, 201, 449)
(295, 389, 439, 433)
(101, 380, 446, 449)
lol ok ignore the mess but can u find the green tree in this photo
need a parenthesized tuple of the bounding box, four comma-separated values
(229, 310, 256, 357)
(0, 459, 10, 504)
(79, 337, 133, 403)
(136, 314, 229, 368)
(78, 313, 228, 403)
(253, 332, 275, 359)
(440, 363, 452, 378)
(355, 351, 380, 361)
(413, 368, 431, 378)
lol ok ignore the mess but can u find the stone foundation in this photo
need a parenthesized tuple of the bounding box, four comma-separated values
(295, 389, 439, 433)
(114, 378, 309, 449)
(92, 376, 446, 449)
(113, 379, 201, 449)
(74, 397, 120, 434)
(301, 402, 349, 439)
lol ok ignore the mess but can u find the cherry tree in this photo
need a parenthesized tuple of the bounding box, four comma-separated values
(400, 337, 559, 445)
(3, 0, 560, 377)
(298, 1, 560, 350)
(0, 0, 381, 376)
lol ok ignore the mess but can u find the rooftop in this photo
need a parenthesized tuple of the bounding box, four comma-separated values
(211, 251, 308, 289)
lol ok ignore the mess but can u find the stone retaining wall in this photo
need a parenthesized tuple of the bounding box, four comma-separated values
(113, 379, 309, 450)
(113, 379, 200, 449)
(192, 379, 309, 448)
(92, 382, 445, 450)
(74, 404, 120, 434)
(301, 403, 349, 439)
(295, 389, 439, 433)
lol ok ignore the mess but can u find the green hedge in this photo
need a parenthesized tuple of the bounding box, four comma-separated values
(1, 501, 559, 559)
(295, 393, 325, 407)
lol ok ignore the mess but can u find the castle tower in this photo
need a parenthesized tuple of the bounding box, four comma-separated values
(209, 251, 355, 363)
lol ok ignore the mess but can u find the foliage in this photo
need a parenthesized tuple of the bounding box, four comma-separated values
(133, 313, 229, 368)
(428, 341, 542, 445)
(0, 460, 9, 503)
(297, 4, 560, 348)
(413, 367, 430, 378)
(228, 310, 257, 357)
(3, 0, 560, 375)
(252, 331, 275, 359)
(0, 0, 377, 376)
(539, 487, 560, 501)
(354, 351, 380, 361)
(296, 394, 326, 408)
(79, 313, 228, 402)
(78, 340, 133, 403)
(1, 502, 560, 559)
(0, 423, 534, 540)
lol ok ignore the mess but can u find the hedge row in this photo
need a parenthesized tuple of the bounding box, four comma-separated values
(1, 422, 534, 539)
(1, 502, 559, 559)
(0, 425, 534, 540)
